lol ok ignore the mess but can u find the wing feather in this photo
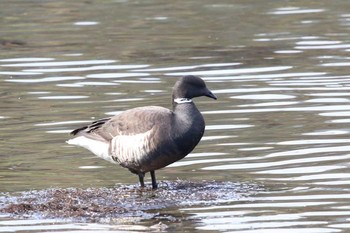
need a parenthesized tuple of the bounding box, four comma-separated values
(69, 106, 173, 170)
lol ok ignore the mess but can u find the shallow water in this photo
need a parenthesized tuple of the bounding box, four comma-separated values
(2, 0, 350, 232)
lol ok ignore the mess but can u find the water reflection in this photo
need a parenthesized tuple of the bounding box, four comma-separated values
(1, 60, 116, 67)
(269, 7, 325, 15)
(2, 0, 350, 232)
(0, 219, 155, 232)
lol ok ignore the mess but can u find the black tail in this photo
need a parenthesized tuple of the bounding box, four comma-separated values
(70, 117, 111, 135)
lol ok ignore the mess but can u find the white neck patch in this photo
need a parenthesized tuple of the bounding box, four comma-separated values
(174, 98, 193, 104)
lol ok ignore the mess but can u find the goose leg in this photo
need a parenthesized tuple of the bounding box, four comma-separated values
(150, 170, 158, 189)
(138, 173, 145, 188)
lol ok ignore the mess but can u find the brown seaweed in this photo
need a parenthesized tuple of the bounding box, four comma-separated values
(0, 180, 261, 223)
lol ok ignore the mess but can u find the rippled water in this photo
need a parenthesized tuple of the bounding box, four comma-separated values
(2, 0, 350, 232)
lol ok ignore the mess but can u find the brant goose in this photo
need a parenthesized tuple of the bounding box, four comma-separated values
(67, 75, 217, 189)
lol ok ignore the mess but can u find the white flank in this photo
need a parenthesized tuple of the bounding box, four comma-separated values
(110, 130, 153, 166)
(66, 136, 116, 164)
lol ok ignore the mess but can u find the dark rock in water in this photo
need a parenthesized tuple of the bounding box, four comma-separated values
(0, 180, 261, 223)
(0, 39, 26, 47)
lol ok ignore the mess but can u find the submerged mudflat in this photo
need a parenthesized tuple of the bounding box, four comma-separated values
(0, 180, 260, 223)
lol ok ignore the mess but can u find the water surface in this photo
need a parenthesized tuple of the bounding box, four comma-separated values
(1, 0, 350, 232)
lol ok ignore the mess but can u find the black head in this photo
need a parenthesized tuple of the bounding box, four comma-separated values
(172, 75, 217, 100)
